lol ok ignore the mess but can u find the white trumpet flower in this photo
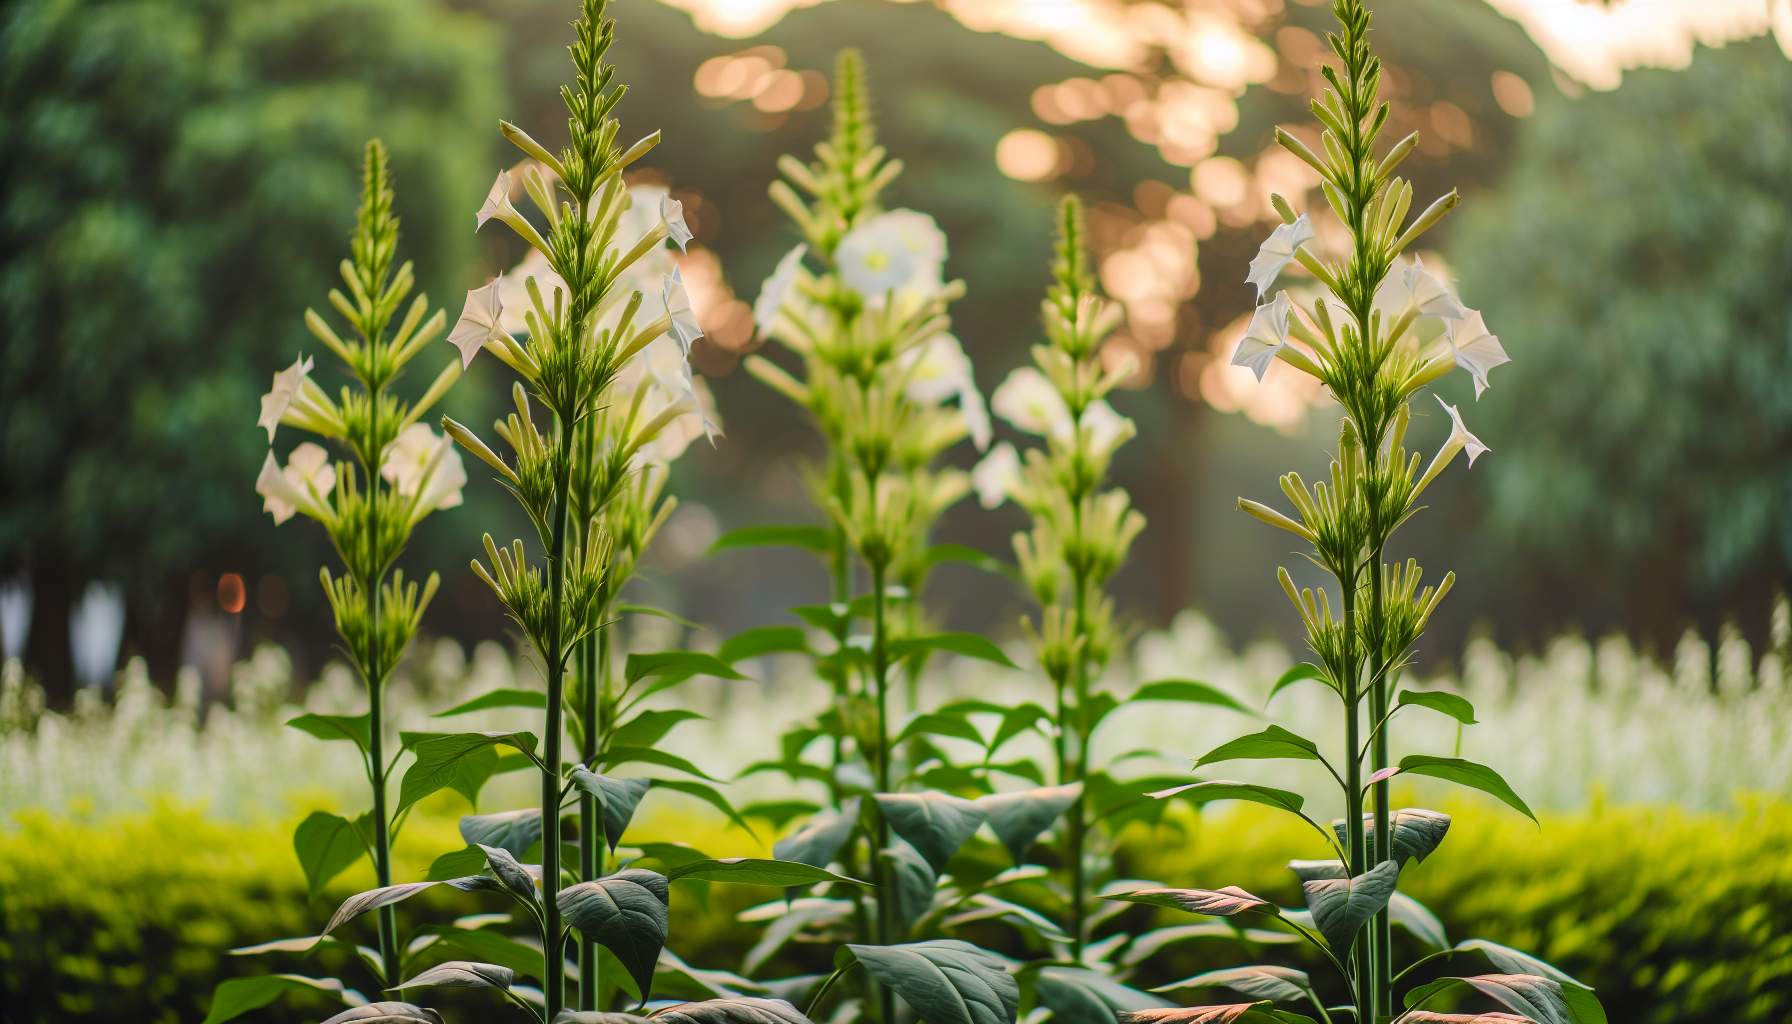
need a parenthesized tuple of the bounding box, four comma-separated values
(972, 442, 1022, 509)
(1245, 214, 1314, 298)
(257, 353, 314, 442)
(447, 279, 507, 369)
(1444, 309, 1510, 399)
(662, 267, 704, 354)
(1414, 395, 1490, 497)
(836, 208, 946, 300)
(662, 195, 693, 251)
(992, 367, 1072, 437)
(1231, 291, 1294, 381)
(256, 443, 336, 525)
(381, 424, 466, 514)
(755, 244, 808, 338)
(475, 170, 519, 232)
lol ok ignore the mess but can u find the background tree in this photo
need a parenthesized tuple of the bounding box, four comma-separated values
(1447, 36, 1792, 650)
(0, 0, 498, 703)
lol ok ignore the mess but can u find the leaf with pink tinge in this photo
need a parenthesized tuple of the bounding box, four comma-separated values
(1104, 886, 1278, 919)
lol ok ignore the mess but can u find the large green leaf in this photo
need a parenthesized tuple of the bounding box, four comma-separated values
(558, 869, 671, 999)
(1132, 680, 1255, 717)
(881, 841, 939, 936)
(570, 768, 653, 849)
(718, 626, 811, 663)
(321, 1004, 445, 1024)
(1396, 689, 1478, 725)
(613, 710, 707, 749)
(286, 713, 372, 752)
(293, 810, 367, 903)
(602, 745, 722, 782)
(710, 524, 833, 553)
(202, 974, 350, 1024)
(896, 712, 987, 747)
(388, 960, 514, 992)
(1451, 942, 1604, 1024)
(474, 843, 538, 904)
(986, 703, 1052, 755)
(875, 793, 988, 871)
(887, 632, 1018, 669)
(1104, 886, 1278, 919)
(975, 783, 1080, 864)
(1390, 892, 1449, 951)
(624, 651, 748, 686)
(1034, 967, 1171, 1023)
(397, 731, 538, 813)
(1152, 966, 1315, 1006)
(597, 998, 816, 1023)
(1396, 756, 1536, 823)
(1121, 1004, 1309, 1023)
(414, 923, 547, 982)
(1396, 1014, 1533, 1023)
(1194, 726, 1323, 769)
(846, 940, 1020, 1024)
(1302, 860, 1401, 953)
(1266, 663, 1332, 703)
(1403, 975, 1576, 1024)
(1152, 780, 1307, 816)
(432, 688, 545, 717)
(322, 877, 493, 937)
(458, 809, 541, 859)
(667, 857, 866, 888)
(1331, 808, 1452, 866)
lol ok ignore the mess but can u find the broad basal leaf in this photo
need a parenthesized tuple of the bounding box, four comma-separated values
(667, 857, 867, 888)
(293, 810, 367, 903)
(875, 792, 987, 872)
(846, 940, 1020, 1024)
(202, 974, 350, 1024)
(459, 808, 541, 859)
(1194, 726, 1323, 770)
(975, 783, 1080, 864)
(389, 960, 514, 992)
(1035, 966, 1172, 1024)
(1302, 859, 1401, 953)
(1105, 886, 1278, 919)
(1396, 756, 1536, 823)
(557, 869, 670, 999)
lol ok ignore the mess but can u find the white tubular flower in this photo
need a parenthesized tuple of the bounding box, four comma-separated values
(1444, 308, 1510, 399)
(754, 244, 808, 338)
(1403, 257, 1468, 321)
(662, 266, 704, 354)
(836, 208, 946, 300)
(1079, 399, 1130, 455)
(1245, 213, 1314, 298)
(662, 194, 693, 251)
(475, 170, 519, 232)
(413, 437, 468, 516)
(1414, 395, 1490, 497)
(1231, 290, 1294, 381)
(447, 279, 507, 369)
(972, 442, 1022, 509)
(257, 353, 314, 442)
(902, 334, 973, 405)
(991, 367, 1071, 437)
(497, 249, 561, 335)
(960, 381, 993, 451)
(256, 443, 336, 525)
(381, 422, 459, 503)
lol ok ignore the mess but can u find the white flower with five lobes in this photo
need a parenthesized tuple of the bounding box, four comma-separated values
(381, 423, 466, 515)
(1443, 309, 1510, 399)
(991, 367, 1072, 437)
(475, 169, 520, 231)
(1078, 399, 1131, 456)
(661, 194, 693, 252)
(1245, 213, 1314, 299)
(1230, 290, 1295, 381)
(256, 443, 336, 525)
(662, 266, 704, 355)
(447, 279, 507, 369)
(754, 244, 809, 339)
(902, 334, 991, 451)
(257, 353, 314, 442)
(836, 208, 947, 300)
(972, 442, 1022, 509)
(1413, 395, 1490, 498)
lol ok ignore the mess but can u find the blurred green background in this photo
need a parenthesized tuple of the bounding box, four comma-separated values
(3, 1, 1792, 1020)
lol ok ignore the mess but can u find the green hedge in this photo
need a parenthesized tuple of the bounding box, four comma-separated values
(4, 798, 1789, 1023)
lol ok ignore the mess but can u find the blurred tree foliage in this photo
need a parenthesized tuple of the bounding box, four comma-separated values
(1449, 38, 1792, 648)
(0, 0, 500, 701)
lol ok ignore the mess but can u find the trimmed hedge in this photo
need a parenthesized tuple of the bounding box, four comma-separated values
(3, 797, 1789, 1023)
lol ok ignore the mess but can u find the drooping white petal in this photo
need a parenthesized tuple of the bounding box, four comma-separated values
(662, 195, 693, 251)
(1232, 291, 1294, 381)
(1405, 257, 1468, 321)
(1245, 214, 1314, 298)
(991, 367, 1071, 437)
(754, 244, 808, 338)
(1445, 309, 1510, 399)
(475, 170, 515, 232)
(972, 442, 1022, 509)
(447, 280, 506, 369)
(662, 267, 704, 354)
(255, 452, 299, 525)
(1438, 395, 1489, 466)
(380, 423, 443, 497)
(1079, 400, 1129, 454)
(902, 334, 973, 405)
(837, 221, 918, 297)
(959, 380, 993, 452)
(285, 442, 337, 496)
(257, 353, 314, 442)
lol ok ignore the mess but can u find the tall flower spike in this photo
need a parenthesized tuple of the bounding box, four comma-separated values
(1246, 213, 1314, 299)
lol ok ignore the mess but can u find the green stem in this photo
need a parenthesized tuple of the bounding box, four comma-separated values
(1341, 578, 1372, 1024)
(541, 450, 574, 1019)
(870, 559, 896, 1024)
(577, 626, 602, 1008)
(1369, 549, 1393, 1020)
(362, 383, 400, 988)
(1065, 568, 1091, 959)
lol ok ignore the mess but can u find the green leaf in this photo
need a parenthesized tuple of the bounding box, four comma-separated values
(293, 811, 367, 903)
(874, 792, 988, 871)
(1454, 939, 1594, 992)
(570, 769, 653, 849)
(987, 703, 1052, 755)
(1120, 1004, 1307, 1023)
(1404, 975, 1577, 1024)
(558, 869, 670, 999)
(1396, 756, 1537, 822)
(433, 688, 545, 717)
(425, 845, 489, 881)
(1104, 886, 1279, 919)
(389, 960, 514, 992)
(1396, 689, 1479, 725)
(321, 1004, 445, 1024)
(203, 974, 349, 1024)
(414, 924, 546, 982)
(1390, 892, 1450, 951)
(1266, 663, 1331, 703)
(458, 809, 542, 859)
(710, 524, 833, 553)
(773, 800, 860, 868)
(612, 708, 706, 749)
(473, 843, 539, 904)
(1331, 808, 1453, 866)
(881, 841, 938, 936)
(602, 745, 722, 782)
(626, 650, 750, 686)
(397, 731, 538, 813)
(1152, 965, 1316, 1006)
(1302, 860, 1401, 953)
(888, 632, 1018, 669)
(739, 800, 820, 829)
(287, 713, 371, 751)
(896, 712, 987, 747)
(718, 626, 811, 663)
(651, 777, 759, 836)
(923, 543, 1013, 579)
(845, 940, 1020, 1024)
(1194, 726, 1323, 769)
(668, 857, 868, 888)
(1035, 966, 1172, 1023)
(323, 877, 493, 937)
(629, 842, 714, 872)
(638, 998, 819, 1023)
(975, 783, 1080, 864)
(1133, 680, 1255, 717)
(1152, 780, 1307, 817)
